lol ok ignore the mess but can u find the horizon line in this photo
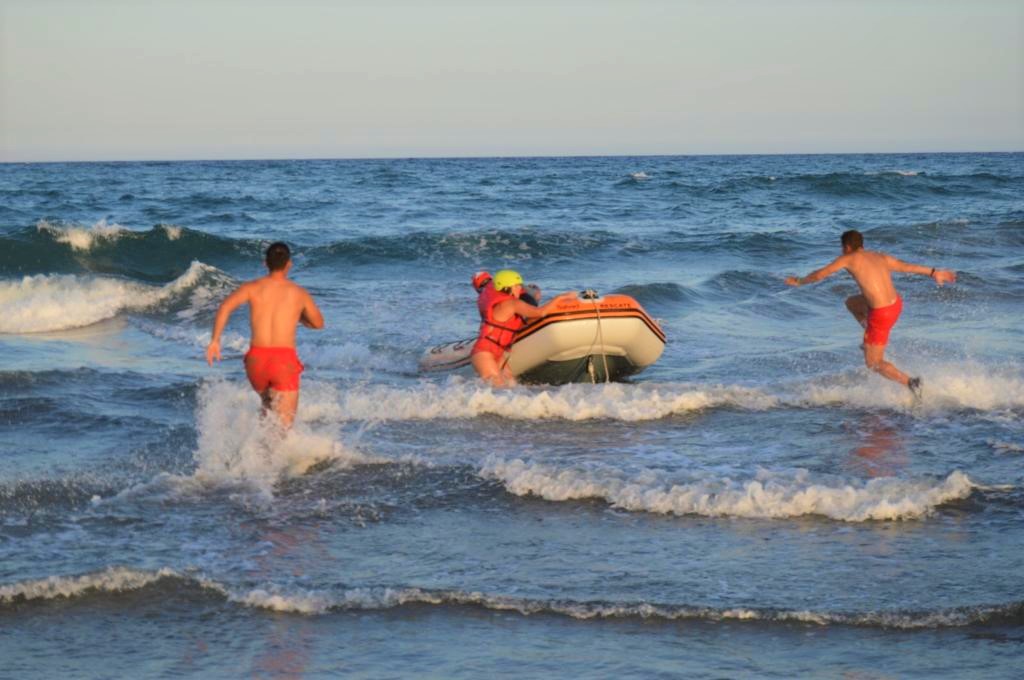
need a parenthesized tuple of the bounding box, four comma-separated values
(2, 148, 1022, 166)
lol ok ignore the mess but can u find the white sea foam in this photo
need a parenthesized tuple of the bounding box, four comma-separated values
(190, 380, 378, 492)
(36, 219, 185, 250)
(304, 380, 778, 423)
(37, 219, 131, 251)
(5, 567, 1014, 629)
(226, 586, 336, 614)
(295, 363, 1023, 425)
(137, 322, 248, 353)
(257, 586, 535, 616)
(794, 363, 1024, 412)
(0, 261, 224, 333)
(865, 170, 919, 177)
(0, 274, 149, 333)
(0, 566, 177, 603)
(172, 265, 237, 323)
(162, 224, 183, 240)
(298, 588, 1012, 629)
(302, 341, 395, 372)
(480, 457, 976, 521)
(0, 565, 351, 615)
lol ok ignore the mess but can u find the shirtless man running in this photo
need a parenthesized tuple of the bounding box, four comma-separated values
(206, 242, 324, 427)
(785, 230, 955, 397)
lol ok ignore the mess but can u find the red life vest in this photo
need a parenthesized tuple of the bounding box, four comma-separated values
(476, 282, 524, 352)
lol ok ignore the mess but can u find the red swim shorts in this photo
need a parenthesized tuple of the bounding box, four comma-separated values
(864, 296, 902, 346)
(471, 337, 506, 362)
(244, 346, 304, 392)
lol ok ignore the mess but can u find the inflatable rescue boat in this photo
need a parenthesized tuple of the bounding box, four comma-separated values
(419, 291, 666, 384)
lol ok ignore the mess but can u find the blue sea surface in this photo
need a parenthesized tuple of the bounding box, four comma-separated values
(1, 153, 1023, 678)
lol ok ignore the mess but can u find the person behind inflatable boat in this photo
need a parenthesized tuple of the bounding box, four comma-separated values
(471, 269, 577, 387)
(472, 270, 542, 306)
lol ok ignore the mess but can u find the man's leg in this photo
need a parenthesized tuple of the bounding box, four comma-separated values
(258, 390, 274, 417)
(246, 355, 274, 416)
(846, 295, 869, 329)
(863, 343, 910, 386)
(269, 389, 299, 429)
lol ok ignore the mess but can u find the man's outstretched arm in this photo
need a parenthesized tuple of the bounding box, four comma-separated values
(206, 285, 251, 365)
(885, 255, 957, 285)
(785, 256, 848, 287)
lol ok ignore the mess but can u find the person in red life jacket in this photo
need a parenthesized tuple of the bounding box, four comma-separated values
(472, 270, 492, 293)
(471, 269, 577, 386)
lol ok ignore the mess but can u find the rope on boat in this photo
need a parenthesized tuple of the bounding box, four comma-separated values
(582, 289, 611, 384)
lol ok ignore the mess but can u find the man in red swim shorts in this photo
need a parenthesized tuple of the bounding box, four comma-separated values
(785, 230, 956, 399)
(206, 242, 324, 427)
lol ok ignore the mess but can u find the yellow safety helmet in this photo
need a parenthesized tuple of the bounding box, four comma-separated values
(492, 269, 523, 292)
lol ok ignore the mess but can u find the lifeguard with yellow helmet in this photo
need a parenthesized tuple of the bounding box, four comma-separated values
(470, 268, 578, 386)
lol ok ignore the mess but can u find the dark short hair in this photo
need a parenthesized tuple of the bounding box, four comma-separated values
(265, 242, 291, 271)
(841, 230, 864, 251)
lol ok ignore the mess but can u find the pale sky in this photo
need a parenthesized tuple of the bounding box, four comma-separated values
(1, 0, 1021, 161)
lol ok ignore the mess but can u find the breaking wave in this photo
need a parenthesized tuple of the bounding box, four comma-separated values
(0, 260, 233, 333)
(0, 220, 256, 280)
(795, 363, 1024, 412)
(37, 219, 140, 250)
(185, 379, 379, 492)
(480, 458, 977, 522)
(297, 365, 1024, 425)
(4, 566, 1021, 630)
(6, 211, 1020, 285)
(302, 380, 780, 423)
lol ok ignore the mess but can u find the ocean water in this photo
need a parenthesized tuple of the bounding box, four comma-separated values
(1, 153, 1022, 678)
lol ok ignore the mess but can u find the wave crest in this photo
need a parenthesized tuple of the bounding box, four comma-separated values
(0, 221, 256, 281)
(481, 458, 977, 521)
(304, 364, 1024, 424)
(36, 220, 205, 252)
(0, 261, 231, 333)
(0, 566, 177, 604)
(304, 381, 778, 423)
(797, 364, 1024, 412)
(4, 567, 1020, 630)
(36, 219, 134, 251)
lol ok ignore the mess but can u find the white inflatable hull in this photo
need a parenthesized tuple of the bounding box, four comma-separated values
(419, 294, 665, 384)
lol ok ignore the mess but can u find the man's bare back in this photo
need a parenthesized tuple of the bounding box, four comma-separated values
(837, 250, 900, 309)
(785, 230, 955, 398)
(242, 276, 320, 348)
(206, 242, 324, 427)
